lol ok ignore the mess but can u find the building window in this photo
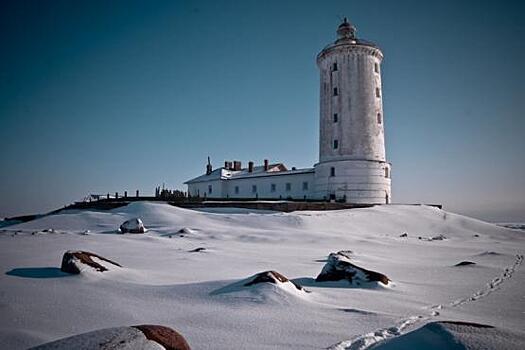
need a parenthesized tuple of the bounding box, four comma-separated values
(332, 62, 338, 71)
(374, 62, 379, 73)
(333, 113, 338, 123)
(375, 87, 381, 98)
(302, 182, 309, 191)
(333, 87, 338, 96)
(271, 184, 276, 192)
(330, 167, 335, 177)
(208, 185, 212, 194)
(234, 186, 239, 194)
(285, 183, 291, 191)
(385, 167, 389, 178)
(252, 185, 257, 193)
(377, 112, 382, 124)
(333, 139, 339, 149)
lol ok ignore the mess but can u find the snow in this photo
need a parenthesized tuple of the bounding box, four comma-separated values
(30, 326, 164, 350)
(0, 202, 524, 349)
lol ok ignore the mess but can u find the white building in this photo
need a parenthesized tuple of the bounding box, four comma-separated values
(185, 19, 392, 204)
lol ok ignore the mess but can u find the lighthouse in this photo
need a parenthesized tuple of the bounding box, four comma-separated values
(186, 19, 392, 205)
(313, 19, 392, 203)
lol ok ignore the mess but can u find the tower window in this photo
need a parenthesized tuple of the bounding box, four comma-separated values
(330, 167, 335, 177)
(234, 186, 239, 194)
(252, 185, 257, 193)
(333, 139, 339, 149)
(208, 185, 212, 194)
(271, 184, 276, 192)
(332, 62, 338, 71)
(333, 87, 338, 96)
(302, 182, 309, 191)
(285, 183, 291, 191)
(377, 112, 382, 124)
(375, 87, 381, 98)
(385, 167, 389, 178)
(374, 62, 379, 73)
(333, 113, 338, 123)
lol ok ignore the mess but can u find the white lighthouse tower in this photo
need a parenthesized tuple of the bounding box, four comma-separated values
(313, 19, 391, 203)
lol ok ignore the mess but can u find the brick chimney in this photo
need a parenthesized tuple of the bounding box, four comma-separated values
(264, 159, 269, 171)
(248, 161, 254, 173)
(233, 161, 242, 171)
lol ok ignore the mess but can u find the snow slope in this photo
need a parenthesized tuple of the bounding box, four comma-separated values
(0, 202, 523, 349)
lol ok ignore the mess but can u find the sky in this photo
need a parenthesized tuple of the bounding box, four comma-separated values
(0, 0, 524, 222)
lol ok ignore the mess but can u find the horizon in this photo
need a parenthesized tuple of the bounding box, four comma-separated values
(1, 0, 524, 222)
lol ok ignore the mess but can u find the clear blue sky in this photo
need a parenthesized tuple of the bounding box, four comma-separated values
(1, 0, 523, 222)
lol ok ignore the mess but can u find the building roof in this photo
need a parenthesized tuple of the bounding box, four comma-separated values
(184, 163, 314, 184)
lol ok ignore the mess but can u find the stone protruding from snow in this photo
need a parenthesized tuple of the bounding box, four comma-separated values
(29, 325, 191, 350)
(316, 251, 390, 285)
(134, 324, 191, 350)
(244, 270, 304, 291)
(455, 261, 476, 267)
(60, 250, 122, 274)
(120, 218, 146, 233)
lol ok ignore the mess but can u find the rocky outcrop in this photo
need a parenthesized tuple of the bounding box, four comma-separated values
(29, 325, 191, 350)
(316, 251, 389, 285)
(60, 250, 122, 274)
(120, 218, 146, 233)
(244, 270, 304, 291)
(134, 324, 191, 350)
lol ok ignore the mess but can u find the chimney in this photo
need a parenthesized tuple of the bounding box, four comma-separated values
(233, 161, 242, 171)
(264, 159, 269, 171)
(248, 161, 254, 173)
(206, 156, 212, 175)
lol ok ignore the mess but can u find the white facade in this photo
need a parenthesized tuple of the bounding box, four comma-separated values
(185, 19, 391, 204)
(313, 18, 391, 203)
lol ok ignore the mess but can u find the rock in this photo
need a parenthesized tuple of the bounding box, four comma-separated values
(430, 234, 446, 241)
(29, 325, 191, 350)
(60, 250, 122, 274)
(120, 218, 146, 233)
(316, 251, 390, 285)
(399, 233, 408, 237)
(244, 270, 304, 291)
(454, 261, 476, 267)
(189, 247, 206, 253)
(178, 227, 196, 234)
(134, 324, 191, 350)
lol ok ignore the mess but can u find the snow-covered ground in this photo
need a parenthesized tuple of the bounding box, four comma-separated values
(0, 202, 523, 349)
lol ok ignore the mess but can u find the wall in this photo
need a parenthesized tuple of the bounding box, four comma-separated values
(188, 172, 315, 200)
(313, 160, 391, 203)
(318, 45, 385, 163)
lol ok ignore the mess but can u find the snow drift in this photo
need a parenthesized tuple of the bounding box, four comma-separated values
(29, 324, 191, 350)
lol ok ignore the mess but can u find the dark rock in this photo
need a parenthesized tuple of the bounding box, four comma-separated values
(244, 270, 304, 291)
(134, 324, 191, 350)
(120, 218, 146, 233)
(454, 261, 476, 267)
(60, 250, 122, 274)
(189, 247, 206, 253)
(316, 251, 390, 285)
